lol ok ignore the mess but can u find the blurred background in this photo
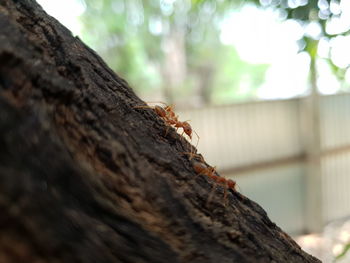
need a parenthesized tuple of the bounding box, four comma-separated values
(36, 0, 350, 261)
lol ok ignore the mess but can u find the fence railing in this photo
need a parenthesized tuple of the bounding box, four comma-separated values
(177, 93, 350, 234)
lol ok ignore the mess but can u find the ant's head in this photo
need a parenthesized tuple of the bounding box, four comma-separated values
(182, 121, 192, 139)
(227, 179, 236, 189)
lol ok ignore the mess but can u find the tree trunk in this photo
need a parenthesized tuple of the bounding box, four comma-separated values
(0, 1, 320, 262)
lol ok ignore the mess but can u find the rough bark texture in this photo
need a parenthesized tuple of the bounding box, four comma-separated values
(0, 1, 320, 262)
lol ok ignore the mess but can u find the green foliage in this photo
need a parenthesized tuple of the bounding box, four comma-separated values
(79, 0, 254, 102)
(79, 0, 348, 104)
(335, 243, 350, 261)
(211, 45, 268, 103)
(262, 0, 350, 93)
(305, 37, 318, 59)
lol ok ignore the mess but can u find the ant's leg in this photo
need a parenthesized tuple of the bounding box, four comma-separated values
(188, 137, 195, 160)
(178, 130, 189, 151)
(181, 139, 198, 160)
(161, 117, 176, 137)
(193, 130, 200, 149)
(188, 149, 198, 160)
(188, 130, 200, 160)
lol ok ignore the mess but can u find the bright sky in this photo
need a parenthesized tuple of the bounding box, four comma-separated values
(220, 2, 350, 98)
(220, 4, 310, 99)
(36, 0, 86, 36)
(37, 0, 350, 100)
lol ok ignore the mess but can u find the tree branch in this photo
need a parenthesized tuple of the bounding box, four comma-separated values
(0, 0, 320, 262)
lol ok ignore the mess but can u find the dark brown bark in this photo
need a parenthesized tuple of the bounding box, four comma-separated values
(0, 1, 320, 262)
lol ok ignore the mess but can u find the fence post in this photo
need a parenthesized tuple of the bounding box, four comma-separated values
(303, 57, 323, 233)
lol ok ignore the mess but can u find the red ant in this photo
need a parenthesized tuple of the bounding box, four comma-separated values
(191, 159, 237, 206)
(134, 102, 177, 134)
(133, 103, 168, 119)
(134, 102, 200, 151)
(173, 120, 200, 158)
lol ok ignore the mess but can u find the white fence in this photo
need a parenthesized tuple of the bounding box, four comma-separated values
(178, 93, 350, 235)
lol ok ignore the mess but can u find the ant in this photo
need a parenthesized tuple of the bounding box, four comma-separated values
(133, 103, 168, 120)
(190, 158, 237, 206)
(134, 102, 200, 152)
(134, 102, 178, 135)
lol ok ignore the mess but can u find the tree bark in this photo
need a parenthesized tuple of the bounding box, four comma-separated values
(0, 1, 320, 262)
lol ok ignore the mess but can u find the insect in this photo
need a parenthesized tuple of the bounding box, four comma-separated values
(191, 159, 237, 206)
(175, 120, 198, 141)
(134, 102, 200, 151)
(133, 103, 168, 119)
(135, 101, 237, 206)
(153, 103, 199, 142)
